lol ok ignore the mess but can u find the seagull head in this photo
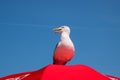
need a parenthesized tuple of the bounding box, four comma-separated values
(53, 26, 70, 35)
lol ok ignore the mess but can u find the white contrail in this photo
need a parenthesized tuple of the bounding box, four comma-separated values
(1, 23, 118, 31)
(0, 23, 85, 30)
(0, 23, 57, 28)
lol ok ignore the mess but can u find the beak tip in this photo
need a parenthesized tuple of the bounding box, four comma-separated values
(53, 28, 56, 30)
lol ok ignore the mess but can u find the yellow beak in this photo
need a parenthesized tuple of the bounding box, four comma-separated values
(53, 28, 61, 31)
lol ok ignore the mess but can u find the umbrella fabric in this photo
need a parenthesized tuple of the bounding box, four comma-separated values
(1, 64, 120, 80)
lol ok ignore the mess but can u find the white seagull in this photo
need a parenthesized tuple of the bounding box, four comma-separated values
(53, 26, 75, 65)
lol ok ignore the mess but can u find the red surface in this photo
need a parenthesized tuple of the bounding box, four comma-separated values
(1, 64, 120, 80)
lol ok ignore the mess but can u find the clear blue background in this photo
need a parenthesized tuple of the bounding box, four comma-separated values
(0, 0, 120, 77)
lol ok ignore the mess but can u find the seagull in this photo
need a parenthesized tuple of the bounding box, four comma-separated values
(53, 26, 75, 65)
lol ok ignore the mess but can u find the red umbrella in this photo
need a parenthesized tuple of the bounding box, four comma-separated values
(1, 64, 120, 80)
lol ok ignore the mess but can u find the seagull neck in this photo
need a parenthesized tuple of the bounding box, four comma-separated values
(60, 32, 70, 41)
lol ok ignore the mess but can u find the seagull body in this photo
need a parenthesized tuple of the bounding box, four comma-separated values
(53, 26, 75, 65)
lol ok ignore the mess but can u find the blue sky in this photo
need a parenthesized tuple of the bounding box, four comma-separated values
(0, 0, 120, 77)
